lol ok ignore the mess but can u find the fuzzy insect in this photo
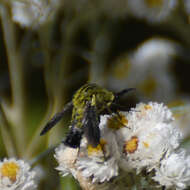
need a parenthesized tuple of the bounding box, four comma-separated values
(40, 83, 134, 148)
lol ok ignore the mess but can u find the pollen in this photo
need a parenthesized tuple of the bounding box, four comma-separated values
(107, 114, 128, 130)
(144, 105, 152, 110)
(124, 136, 138, 154)
(0, 162, 20, 182)
(87, 139, 107, 156)
(143, 141, 149, 148)
(145, 0, 163, 8)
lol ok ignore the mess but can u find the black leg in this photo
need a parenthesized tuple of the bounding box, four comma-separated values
(63, 126, 83, 148)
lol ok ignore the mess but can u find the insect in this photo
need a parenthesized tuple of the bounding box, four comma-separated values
(40, 83, 134, 148)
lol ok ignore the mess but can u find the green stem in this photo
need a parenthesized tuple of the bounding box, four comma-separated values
(0, 105, 17, 157)
(0, 5, 27, 156)
(30, 144, 58, 166)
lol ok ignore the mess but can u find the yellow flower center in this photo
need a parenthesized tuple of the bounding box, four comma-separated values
(107, 114, 128, 130)
(124, 136, 138, 154)
(0, 162, 20, 182)
(145, 0, 164, 8)
(144, 105, 152, 110)
(87, 139, 107, 156)
(143, 141, 149, 148)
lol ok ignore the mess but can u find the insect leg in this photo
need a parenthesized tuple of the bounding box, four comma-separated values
(63, 125, 83, 148)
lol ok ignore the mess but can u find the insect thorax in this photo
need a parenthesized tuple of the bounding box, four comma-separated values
(71, 84, 114, 128)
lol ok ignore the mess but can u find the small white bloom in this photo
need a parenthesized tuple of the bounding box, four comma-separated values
(11, 0, 61, 28)
(76, 157, 118, 183)
(54, 102, 189, 189)
(0, 158, 37, 190)
(153, 149, 190, 190)
(171, 103, 190, 139)
(127, 0, 177, 23)
(115, 102, 182, 172)
(54, 144, 78, 178)
(128, 102, 174, 126)
(131, 38, 179, 67)
(55, 117, 120, 183)
(107, 38, 179, 102)
(76, 120, 120, 183)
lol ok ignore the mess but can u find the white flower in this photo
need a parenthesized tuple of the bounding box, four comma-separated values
(131, 38, 179, 67)
(115, 102, 182, 172)
(55, 117, 120, 183)
(128, 102, 174, 126)
(76, 120, 120, 183)
(11, 0, 61, 28)
(76, 157, 118, 183)
(0, 158, 37, 190)
(127, 0, 177, 23)
(171, 103, 190, 139)
(107, 38, 179, 102)
(55, 142, 118, 190)
(153, 149, 190, 190)
(54, 144, 78, 178)
(54, 101, 190, 189)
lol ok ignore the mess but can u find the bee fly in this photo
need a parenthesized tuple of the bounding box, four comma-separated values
(40, 83, 135, 148)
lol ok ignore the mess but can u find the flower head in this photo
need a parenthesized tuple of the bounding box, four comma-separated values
(115, 102, 182, 172)
(54, 144, 78, 178)
(153, 149, 190, 189)
(55, 116, 120, 183)
(0, 158, 37, 190)
(76, 121, 120, 183)
(76, 156, 118, 183)
(55, 102, 188, 189)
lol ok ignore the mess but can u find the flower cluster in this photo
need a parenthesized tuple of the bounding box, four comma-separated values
(153, 149, 190, 189)
(55, 102, 190, 189)
(0, 158, 37, 190)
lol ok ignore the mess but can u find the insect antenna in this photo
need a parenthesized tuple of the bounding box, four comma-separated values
(40, 101, 73, 136)
(111, 102, 130, 110)
(115, 88, 136, 97)
(111, 88, 136, 112)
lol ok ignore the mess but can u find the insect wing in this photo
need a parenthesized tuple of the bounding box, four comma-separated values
(40, 101, 73, 136)
(82, 103, 100, 147)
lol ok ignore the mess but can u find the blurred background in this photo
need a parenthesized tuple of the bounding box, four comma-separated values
(1, 0, 190, 189)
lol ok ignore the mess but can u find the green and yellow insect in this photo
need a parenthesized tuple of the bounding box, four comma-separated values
(40, 83, 134, 148)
